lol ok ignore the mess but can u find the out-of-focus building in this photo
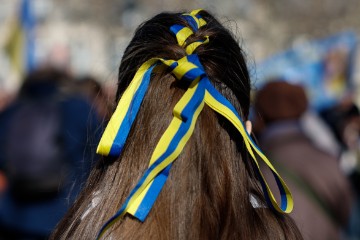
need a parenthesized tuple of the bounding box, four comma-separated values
(0, 0, 359, 94)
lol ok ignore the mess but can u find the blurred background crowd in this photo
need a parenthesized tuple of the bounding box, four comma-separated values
(0, 0, 359, 239)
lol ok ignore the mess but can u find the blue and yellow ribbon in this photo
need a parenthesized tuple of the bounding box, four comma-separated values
(96, 9, 293, 239)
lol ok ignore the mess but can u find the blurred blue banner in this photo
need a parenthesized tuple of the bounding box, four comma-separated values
(5, 0, 36, 75)
(21, 0, 36, 72)
(256, 32, 358, 110)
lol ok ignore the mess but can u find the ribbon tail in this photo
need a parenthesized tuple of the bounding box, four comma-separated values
(203, 78, 293, 213)
(129, 164, 172, 221)
(97, 59, 159, 156)
(97, 79, 206, 239)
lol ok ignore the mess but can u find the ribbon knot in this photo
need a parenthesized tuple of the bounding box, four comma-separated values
(169, 54, 205, 83)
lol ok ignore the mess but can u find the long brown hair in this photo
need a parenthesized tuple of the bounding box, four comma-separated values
(51, 10, 302, 239)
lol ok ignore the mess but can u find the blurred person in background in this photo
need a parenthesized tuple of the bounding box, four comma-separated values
(0, 89, 14, 197)
(51, 10, 302, 240)
(0, 90, 15, 113)
(253, 80, 353, 240)
(319, 99, 360, 185)
(0, 67, 101, 239)
(319, 99, 360, 239)
(75, 76, 113, 121)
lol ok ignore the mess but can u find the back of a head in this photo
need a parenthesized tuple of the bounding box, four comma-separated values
(115, 11, 251, 117)
(320, 101, 360, 147)
(19, 67, 69, 98)
(52, 10, 301, 240)
(255, 80, 308, 125)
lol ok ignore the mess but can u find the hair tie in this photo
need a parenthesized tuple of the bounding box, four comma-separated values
(96, 10, 293, 239)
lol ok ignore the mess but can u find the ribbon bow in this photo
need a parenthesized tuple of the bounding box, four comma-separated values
(96, 9, 293, 239)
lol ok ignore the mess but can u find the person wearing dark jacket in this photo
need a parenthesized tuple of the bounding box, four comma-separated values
(0, 67, 101, 239)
